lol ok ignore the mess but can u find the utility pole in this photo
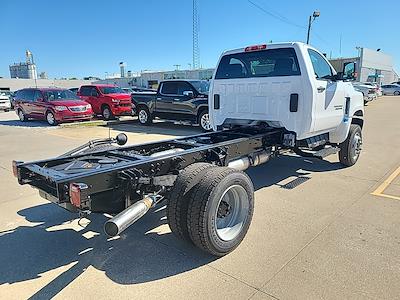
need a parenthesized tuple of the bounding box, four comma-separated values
(306, 11, 320, 44)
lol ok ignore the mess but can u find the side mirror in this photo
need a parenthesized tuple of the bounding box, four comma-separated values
(334, 72, 344, 81)
(183, 90, 194, 98)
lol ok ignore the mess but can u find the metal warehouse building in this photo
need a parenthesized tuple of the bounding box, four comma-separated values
(96, 68, 215, 89)
(330, 47, 398, 84)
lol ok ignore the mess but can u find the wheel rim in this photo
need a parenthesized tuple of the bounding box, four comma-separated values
(138, 109, 148, 123)
(47, 112, 55, 125)
(214, 185, 249, 241)
(103, 108, 111, 119)
(351, 131, 362, 161)
(200, 113, 212, 130)
(18, 110, 24, 121)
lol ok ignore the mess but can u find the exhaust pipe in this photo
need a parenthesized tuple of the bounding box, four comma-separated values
(104, 196, 154, 237)
(228, 150, 270, 171)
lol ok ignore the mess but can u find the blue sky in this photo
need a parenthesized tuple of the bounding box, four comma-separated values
(1, 0, 399, 78)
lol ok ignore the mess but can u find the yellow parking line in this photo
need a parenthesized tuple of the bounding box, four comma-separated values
(371, 165, 400, 200)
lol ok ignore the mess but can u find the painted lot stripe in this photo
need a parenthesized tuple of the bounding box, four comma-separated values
(371, 165, 400, 201)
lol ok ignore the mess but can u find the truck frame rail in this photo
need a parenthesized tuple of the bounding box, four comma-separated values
(14, 126, 285, 214)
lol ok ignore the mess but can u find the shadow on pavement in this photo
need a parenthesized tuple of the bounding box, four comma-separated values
(0, 119, 52, 128)
(0, 155, 343, 298)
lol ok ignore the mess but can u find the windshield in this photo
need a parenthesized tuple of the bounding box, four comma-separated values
(99, 86, 125, 94)
(189, 81, 210, 93)
(44, 89, 80, 101)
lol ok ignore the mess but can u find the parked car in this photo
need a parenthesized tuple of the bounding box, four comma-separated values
(362, 82, 382, 97)
(381, 84, 400, 95)
(131, 80, 211, 131)
(352, 82, 377, 104)
(0, 91, 12, 111)
(14, 88, 93, 125)
(78, 84, 132, 120)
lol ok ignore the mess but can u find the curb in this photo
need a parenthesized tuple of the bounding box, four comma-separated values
(59, 117, 137, 128)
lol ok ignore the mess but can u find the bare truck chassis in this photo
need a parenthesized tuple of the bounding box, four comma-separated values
(13, 126, 339, 256)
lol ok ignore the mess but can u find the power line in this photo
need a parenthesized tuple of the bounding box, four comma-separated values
(247, 0, 304, 29)
(247, 0, 333, 46)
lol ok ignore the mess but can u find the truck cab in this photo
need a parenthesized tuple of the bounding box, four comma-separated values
(78, 84, 132, 120)
(209, 42, 364, 146)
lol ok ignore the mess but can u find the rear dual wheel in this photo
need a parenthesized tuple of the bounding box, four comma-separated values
(167, 164, 254, 256)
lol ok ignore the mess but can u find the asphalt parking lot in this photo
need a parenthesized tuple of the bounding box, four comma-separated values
(0, 96, 399, 299)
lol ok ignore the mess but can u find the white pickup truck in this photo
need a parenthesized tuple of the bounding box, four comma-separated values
(210, 42, 364, 166)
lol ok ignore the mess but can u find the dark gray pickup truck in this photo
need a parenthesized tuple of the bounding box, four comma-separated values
(131, 80, 211, 131)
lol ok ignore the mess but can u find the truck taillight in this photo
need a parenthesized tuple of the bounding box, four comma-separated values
(245, 44, 267, 52)
(69, 183, 88, 208)
(12, 160, 19, 177)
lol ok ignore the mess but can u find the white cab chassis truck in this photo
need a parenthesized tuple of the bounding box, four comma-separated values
(210, 42, 364, 163)
(13, 43, 364, 257)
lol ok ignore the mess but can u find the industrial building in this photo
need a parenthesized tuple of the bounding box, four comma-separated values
(330, 47, 398, 84)
(96, 68, 214, 89)
(0, 78, 95, 92)
(9, 50, 38, 79)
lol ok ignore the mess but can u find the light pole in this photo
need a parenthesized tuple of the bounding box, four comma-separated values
(306, 11, 320, 44)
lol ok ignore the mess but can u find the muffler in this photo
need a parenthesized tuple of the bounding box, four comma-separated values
(227, 150, 270, 171)
(104, 196, 154, 237)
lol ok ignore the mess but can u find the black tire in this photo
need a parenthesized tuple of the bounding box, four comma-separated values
(4, 109, 9, 112)
(46, 111, 58, 126)
(137, 106, 152, 125)
(187, 167, 254, 256)
(198, 110, 212, 131)
(394, 91, 400, 96)
(102, 105, 113, 120)
(338, 124, 362, 167)
(18, 109, 27, 122)
(166, 163, 216, 241)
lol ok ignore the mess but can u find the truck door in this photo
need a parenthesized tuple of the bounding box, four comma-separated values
(156, 82, 179, 118)
(307, 49, 345, 132)
(175, 81, 197, 119)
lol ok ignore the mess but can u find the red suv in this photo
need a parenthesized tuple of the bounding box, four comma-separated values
(14, 88, 93, 125)
(78, 85, 132, 120)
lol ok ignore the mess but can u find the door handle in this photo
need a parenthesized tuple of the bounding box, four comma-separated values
(317, 86, 326, 93)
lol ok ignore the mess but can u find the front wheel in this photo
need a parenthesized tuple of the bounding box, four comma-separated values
(137, 106, 152, 125)
(394, 91, 400, 96)
(198, 110, 212, 131)
(338, 124, 362, 166)
(102, 105, 113, 120)
(46, 111, 58, 126)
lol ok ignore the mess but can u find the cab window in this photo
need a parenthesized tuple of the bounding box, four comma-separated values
(161, 82, 178, 95)
(177, 82, 195, 95)
(308, 49, 333, 80)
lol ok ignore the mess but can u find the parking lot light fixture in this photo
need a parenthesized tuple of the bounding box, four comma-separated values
(306, 10, 320, 44)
